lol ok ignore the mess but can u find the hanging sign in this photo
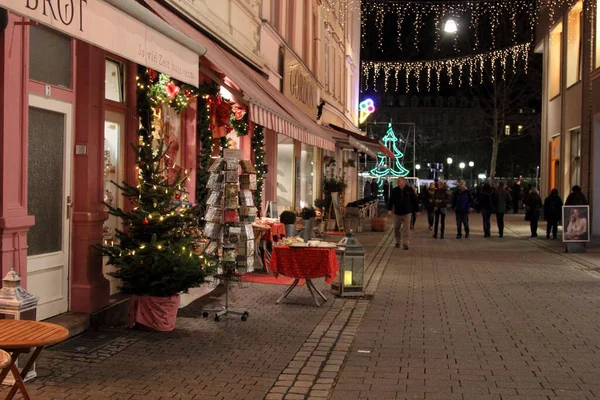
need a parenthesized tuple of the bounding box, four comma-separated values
(0, 0, 199, 86)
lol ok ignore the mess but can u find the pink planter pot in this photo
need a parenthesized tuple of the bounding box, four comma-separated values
(128, 295, 180, 332)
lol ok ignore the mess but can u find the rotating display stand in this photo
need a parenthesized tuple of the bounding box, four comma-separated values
(201, 150, 257, 321)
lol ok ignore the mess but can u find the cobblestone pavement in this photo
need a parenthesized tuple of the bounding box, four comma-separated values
(3, 214, 600, 400)
(331, 213, 600, 400)
(0, 230, 393, 400)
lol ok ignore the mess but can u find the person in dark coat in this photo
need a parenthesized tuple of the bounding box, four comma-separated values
(512, 181, 521, 214)
(565, 185, 588, 205)
(544, 189, 563, 240)
(492, 181, 512, 238)
(363, 180, 371, 199)
(478, 183, 494, 237)
(451, 180, 473, 239)
(387, 177, 419, 250)
(525, 188, 543, 237)
(432, 181, 450, 239)
(382, 180, 390, 203)
(371, 179, 379, 199)
(419, 183, 435, 230)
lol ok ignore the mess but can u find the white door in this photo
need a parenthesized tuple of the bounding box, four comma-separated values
(26, 95, 73, 321)
(102, 112, 125, 295)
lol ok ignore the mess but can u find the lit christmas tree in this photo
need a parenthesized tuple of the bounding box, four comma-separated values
(370, 123, 410, 187)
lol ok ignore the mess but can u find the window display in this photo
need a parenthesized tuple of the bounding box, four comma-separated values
(300, 144, 316, 209)
(277, 134, 295, 214)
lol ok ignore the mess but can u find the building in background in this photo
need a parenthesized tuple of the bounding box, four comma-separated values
(535, 0, 600, 233)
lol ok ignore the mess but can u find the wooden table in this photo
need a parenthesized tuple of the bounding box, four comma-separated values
(0, 320, 69, 400)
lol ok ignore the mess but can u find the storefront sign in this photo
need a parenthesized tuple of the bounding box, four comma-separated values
(0, 0, 199, 86)
(283, 50, 317, 119)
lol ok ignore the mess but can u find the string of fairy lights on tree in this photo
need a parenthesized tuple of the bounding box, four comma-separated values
(361, 0, 537, 52)
(362, 43, 531, 93)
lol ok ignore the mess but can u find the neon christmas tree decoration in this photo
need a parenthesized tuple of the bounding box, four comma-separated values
(359, 99, 376, 123)
(370, 123, 410, 186)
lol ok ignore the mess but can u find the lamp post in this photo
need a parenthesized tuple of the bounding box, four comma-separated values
(447, 157, 453, 179)
(459, 162, 465, 179)
(468, 161, 474, 186)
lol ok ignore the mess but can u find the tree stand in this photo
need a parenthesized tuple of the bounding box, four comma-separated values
(202, 273, 249, 322)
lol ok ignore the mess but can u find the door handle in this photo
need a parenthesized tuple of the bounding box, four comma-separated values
(66, 195, 73, 219)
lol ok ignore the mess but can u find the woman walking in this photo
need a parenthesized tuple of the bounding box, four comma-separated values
(544, 189, 563, 240)
(419, 183, 435, 230)
(525, 188, 543, 237)
(432, 181, 450, 239)
(478, 183, 494, 237)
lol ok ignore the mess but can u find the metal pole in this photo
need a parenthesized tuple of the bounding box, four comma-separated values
(412, 124, 416, 178)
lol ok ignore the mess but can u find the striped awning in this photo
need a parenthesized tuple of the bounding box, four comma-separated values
(144, 0, 336, 152)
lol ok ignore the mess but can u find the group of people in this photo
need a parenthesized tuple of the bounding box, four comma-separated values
(386, 176, 588, 249)
(363, 178, 390, 202)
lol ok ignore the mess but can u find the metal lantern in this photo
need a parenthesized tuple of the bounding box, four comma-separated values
(332, 232, 365, 297)
(0, 268, 39, 384)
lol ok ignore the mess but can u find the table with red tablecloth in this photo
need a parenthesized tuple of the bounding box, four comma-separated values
(268, 246, 339, 306)
(255, 222, 286, 272)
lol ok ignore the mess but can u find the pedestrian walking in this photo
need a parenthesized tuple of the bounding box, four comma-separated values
(544, 188, 563, 240)
(492, 181, 512, 238)
(565, 185, 588, 205)
(512, 181, 521, 214)
(432, 181, 450, 239)
(387, 177, 419, 250)
(371, 179, 379, 199)
(452, 180, 473, 239)
(419, 183, 435, 230)
(525, 187, 543, 237)
(410, 184, 418, 230)
(478, 183, 493, 237)
(363, 179, 371, 199)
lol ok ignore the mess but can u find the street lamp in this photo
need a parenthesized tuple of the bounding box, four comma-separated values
(446, 158, 453, 180)
(459, 162, 465, 178)
(416, 164, 421, 170)
(468, 161, 474, 167)
(444, 19, 458, 34)
(468, 161, 474, 184)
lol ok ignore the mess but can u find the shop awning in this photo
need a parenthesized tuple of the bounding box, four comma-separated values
(144, 0, 336, 152)
(324, 124, 395, 160)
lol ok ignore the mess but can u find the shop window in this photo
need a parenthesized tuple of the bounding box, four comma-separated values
(570, 128, 581, 187)
(277, 135, 295, 214)
(505, 125, 511, 136)
(300, 144, 316, 210)
(29, 24, 71, 88)
(105, 59, 125, 103)
(566, 1, 583, 87)
(549, 23, 563, 98)
(517, 125, 524, 135)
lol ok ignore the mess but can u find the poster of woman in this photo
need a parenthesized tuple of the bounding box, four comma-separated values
(562, 205, 590, 242)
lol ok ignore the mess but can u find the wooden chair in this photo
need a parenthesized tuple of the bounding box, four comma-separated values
(0, 349, 10, 370)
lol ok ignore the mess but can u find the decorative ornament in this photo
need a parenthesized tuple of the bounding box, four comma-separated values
(165, 82, 181, 99)
(143, 218, 149, 225)
(148, 68, 158, 82)
(370, 123, 410, 184)
(233, 106, 246, 121)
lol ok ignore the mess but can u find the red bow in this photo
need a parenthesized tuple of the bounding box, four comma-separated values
(165, 82, 181, 99)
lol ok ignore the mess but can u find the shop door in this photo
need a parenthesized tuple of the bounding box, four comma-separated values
(102, 112, 125, 295)
(26, 95, 73, 321)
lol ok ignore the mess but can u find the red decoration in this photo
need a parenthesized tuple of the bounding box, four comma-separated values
(143, 218, 149, 225)
(148, 69, 158, 82)
(233, 106, 246, 121)
(226, 126, 233, 133)
(208, 123, 216, 131)
(215, 99, 233, 127)
(165, 82, 181, 99)
(185, 90, 191, 98)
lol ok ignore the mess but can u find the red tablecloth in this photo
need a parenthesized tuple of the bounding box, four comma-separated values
(261, 222, 286, 242)
(268, 247, 338, 284)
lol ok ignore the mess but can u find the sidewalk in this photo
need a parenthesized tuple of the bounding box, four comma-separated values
(330, 212, 600, 400)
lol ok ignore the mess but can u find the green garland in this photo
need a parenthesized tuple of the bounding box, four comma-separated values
(142, 70, 197, 114)
(196, 82, 219, 210)
(252, 125, 266, 212)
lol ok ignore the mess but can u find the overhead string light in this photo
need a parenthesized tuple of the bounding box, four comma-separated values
(362, 0, 538, 53)
(362, 43, 531, 93)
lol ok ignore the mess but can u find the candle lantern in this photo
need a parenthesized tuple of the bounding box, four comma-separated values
(0, 268, 39, 384)
(332, 232, 365, 297)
